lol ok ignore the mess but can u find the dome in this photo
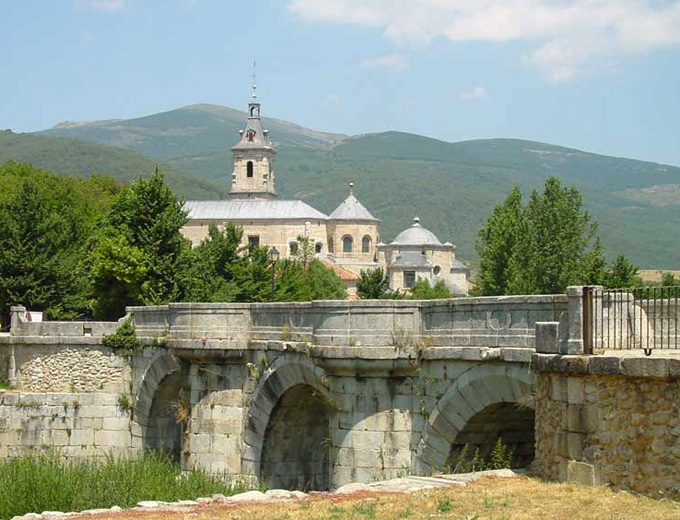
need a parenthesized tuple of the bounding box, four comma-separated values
(390, 217, 442, 246)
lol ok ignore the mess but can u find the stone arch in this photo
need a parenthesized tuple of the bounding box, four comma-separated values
(415, 363, 534, 474)
(243, 355, 331, 489)
(134, 353, 184, 459)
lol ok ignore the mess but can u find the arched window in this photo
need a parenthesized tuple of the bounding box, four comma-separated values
(328, 238, 334, 254)
(250, 106, 257, 117)
(247, 161, 254, 178)
(433, 265, 441, 276)
(342, 235, 353, 253)
(362, 235, 372, 253)
(289, 242, 299, 255)
(315, 242, 323, 254)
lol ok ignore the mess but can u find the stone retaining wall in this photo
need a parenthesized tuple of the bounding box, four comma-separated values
(0, 392, 133, 460)
(10, 344, 128, 393)
(533, 353, 680, 494)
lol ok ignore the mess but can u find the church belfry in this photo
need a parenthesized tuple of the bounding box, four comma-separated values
(229, 77, 277, 199)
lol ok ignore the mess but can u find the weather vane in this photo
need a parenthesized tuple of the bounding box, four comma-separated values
(251, 60, 257, 100)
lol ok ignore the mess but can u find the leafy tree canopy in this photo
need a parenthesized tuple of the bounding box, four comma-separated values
(0, 162, 118, 327)
(476, 177, 640, 295)
(357, 268, 390, 299)
(408, 279, 454, 300)
(88, 168, 189, 319)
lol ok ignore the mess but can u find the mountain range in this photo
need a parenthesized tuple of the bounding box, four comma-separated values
(1, 103, 677, 268)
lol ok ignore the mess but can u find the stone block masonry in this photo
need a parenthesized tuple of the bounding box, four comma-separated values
(0, 392, 133, 460)
(0, 296, 561, 490)
(533, 353, 680, 494)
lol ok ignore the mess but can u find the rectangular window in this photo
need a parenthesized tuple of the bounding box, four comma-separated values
(404, 271, 416, 288)
(248, 235, 260, 247)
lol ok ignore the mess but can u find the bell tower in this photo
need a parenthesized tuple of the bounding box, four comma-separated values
(229, 72, 277, 199)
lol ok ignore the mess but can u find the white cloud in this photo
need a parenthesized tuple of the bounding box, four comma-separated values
(359, 53, 409, 71)
(288, 0, 680, 81)
(458, 86, 488, 100)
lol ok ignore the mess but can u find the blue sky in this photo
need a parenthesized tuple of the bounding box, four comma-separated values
(2, 0, 680, 166)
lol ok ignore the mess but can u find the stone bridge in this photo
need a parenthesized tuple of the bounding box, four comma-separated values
(7, 289, 680, 495)
(0, 296, 568, 490)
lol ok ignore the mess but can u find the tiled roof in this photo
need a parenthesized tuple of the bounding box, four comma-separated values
(329, 194, 378, 221)
(185, 199, 328, 220)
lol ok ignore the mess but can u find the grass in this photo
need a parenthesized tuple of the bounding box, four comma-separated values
(127, 476, 680, 520)
(0, 452, 252, 520)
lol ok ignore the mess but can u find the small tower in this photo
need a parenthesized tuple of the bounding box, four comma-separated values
(229, 74, 277, 199)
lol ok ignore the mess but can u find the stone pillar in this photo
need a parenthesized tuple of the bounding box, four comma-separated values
(566, 286, 585, 355)
(9, 305, 26, 335)
(328, 375, 416, 489)
(535, 322, 560, 353)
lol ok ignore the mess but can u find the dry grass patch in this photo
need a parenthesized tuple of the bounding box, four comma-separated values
(112, 475, 680, 520)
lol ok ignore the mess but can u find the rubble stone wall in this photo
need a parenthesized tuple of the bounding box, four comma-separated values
(533, 354, 680, 494)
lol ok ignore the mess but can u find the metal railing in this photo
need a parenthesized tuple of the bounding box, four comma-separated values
(585, 286, 680, 356)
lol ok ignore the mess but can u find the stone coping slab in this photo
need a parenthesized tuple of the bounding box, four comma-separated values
(533, 352, 680, 379)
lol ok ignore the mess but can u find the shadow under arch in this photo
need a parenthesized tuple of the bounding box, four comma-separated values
(415, 363, 534, 474)
(243, 354, 331, 490)
(134, 352, 184, 460)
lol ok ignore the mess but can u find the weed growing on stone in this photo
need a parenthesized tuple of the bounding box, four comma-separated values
(116, 393, 134, 414)
(14, 401, 41, 408)
(0, 451, 251, 519)
(0, 379, 16, 390)
(102, 316, 141, 357)
(389, 327, 414, 351)
(281, 325, 292, 341)
(171, 389, 190, 426)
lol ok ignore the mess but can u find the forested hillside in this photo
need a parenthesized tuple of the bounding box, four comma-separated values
(27, 105, 680, 268)
(0, 130, 229, 199)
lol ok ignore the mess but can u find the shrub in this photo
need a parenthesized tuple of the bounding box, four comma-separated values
(102, 317, 141, 357)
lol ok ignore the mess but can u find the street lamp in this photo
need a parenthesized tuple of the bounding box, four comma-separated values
(269, 246, 280, 300)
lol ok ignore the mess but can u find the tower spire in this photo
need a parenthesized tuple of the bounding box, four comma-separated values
(250, 60, 257, 101)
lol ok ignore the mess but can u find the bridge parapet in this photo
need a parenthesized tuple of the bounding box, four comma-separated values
(128, 295, 567, 349)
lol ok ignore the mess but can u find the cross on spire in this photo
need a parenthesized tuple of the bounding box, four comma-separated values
(250, 60, 257, 100)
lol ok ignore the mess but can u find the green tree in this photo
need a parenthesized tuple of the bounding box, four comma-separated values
(180, 223, 244, 302)
(0, 162, 116, 327)
(508, 178, 601, 294)
(181, 225, 346, 303)
(408, 279, 454, 299)
(605, 254, 641, 288)
(273, 259, 347, 301)
(475, 187, 524, 296)
(476, 177, 606, 295)
(661, 272, 678, 287)
(357, 268, 390, 299)
(88, 169, 189, 319)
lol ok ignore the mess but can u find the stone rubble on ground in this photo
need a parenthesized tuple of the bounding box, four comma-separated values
(9, 469, 521, 520)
